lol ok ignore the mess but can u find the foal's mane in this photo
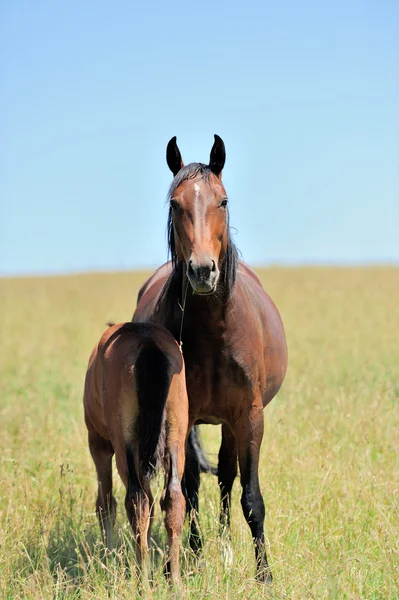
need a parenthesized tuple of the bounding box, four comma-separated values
(165, 163, 238, 301)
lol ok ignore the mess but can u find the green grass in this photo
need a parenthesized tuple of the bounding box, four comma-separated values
(1, 267, 398, 598)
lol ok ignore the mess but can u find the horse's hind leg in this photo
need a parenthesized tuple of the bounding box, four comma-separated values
(218, 423, 238, 531)
(126, 487, 150, 578)
(88, 430, 117, 549)
(234, 403, 272, 584)
(146, 487, 155, 547)
(125, 450, 150, 582)
(163, 449, 185, 585)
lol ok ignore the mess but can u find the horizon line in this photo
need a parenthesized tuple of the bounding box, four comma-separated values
(1, 260, 399, 280)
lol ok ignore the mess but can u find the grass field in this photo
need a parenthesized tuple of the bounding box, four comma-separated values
(0, 267, 398, 599)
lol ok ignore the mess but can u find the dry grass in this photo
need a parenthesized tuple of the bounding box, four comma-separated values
(0, 267, 398, 599)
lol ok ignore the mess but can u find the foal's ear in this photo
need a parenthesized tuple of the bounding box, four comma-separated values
(166, 136, 184, 176)
(209, 134, 226, 176)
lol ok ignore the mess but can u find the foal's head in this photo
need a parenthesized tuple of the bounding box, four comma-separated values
(166, 135, 234, 295)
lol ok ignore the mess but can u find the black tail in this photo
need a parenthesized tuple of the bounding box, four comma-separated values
(189, 426, 218, 476)
(134, 343, 172, 480)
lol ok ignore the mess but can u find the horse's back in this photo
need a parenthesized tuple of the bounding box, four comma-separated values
(94, 323, 183, 415)
(99, 322, 181, 371)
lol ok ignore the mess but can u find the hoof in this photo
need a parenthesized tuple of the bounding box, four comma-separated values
(257, 568, 273, 585)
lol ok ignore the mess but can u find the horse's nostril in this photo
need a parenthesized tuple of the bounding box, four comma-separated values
(187, 258, 216, 284)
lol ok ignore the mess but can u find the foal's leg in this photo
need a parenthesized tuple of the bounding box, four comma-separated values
(126, 487, 151, 576)
(234, 404, 272, 583)
(125, 452, 150, 582)
(88, 431, 117, 549)
(182, 432, 202, 554)
(218, 423, 238, 531)
(163, 450, 186, 585)
(146, 487, 155, 547)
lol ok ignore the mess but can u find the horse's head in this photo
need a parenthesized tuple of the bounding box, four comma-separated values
(166, 135, 231, 295)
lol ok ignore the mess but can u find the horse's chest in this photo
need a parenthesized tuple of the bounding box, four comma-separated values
(182, 343, 250, 424)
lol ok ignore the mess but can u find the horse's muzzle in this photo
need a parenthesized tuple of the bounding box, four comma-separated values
(187, 258, 219, 295)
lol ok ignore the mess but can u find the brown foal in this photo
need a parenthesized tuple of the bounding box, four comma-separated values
(84, 322, 188, 584)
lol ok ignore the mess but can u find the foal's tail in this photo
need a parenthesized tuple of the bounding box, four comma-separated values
(134, 342, 172, 480)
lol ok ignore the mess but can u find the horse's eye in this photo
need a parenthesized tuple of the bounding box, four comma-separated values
(220, 198, 228, 209)
(170, 199, 181, 212)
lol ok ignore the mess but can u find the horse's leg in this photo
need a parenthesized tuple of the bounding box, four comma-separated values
(218, 423, 238, 531)
(182, 430, 202, 554)
(127, 488, 151, 588)
(163, 449, 186, 585)
(234, 404, 272, 583)
(88, 430, 117, 550)
(124, 447, 150, 586)
(147, 486, 155, 547)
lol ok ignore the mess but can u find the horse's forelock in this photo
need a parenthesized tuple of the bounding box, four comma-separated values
(167, 163, 211, 200)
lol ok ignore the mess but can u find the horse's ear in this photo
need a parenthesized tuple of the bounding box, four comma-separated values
(209, 134, 226, 177)
(166, 136, 184, 176)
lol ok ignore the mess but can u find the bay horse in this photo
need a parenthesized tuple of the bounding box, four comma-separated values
(132, 135, 288, 582)
(84, 322, 188, 585)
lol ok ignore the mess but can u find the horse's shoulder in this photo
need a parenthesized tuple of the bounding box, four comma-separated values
(237, 261, 263, 288)
(137, 262, 173, 303)
(236, 264, 283, 331)
(237, 262, 272, 303)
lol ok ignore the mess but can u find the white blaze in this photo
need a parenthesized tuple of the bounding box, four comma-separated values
(193, 183, 202, 239)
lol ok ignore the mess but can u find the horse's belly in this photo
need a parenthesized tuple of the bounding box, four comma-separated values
(195, 416, 225, 425)
(185, 366, 243, 425)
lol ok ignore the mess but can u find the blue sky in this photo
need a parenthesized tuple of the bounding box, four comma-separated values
(1, 0, 398, 275)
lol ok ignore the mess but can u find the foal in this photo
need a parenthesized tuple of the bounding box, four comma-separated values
(84, 322, 188, 584)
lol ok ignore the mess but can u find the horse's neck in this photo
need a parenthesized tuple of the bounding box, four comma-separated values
(162, 262, 236, 335)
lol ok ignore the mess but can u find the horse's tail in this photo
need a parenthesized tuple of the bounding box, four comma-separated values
(189, 426, 218, 476)
(134, 342, 172, 480)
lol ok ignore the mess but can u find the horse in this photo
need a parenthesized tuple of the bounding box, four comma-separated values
(83, 322, 189, 585)
(132, 135, 288, 582)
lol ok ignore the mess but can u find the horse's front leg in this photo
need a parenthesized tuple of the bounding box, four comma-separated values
(182, 429, 202, 554)
(218, 423, 238, 531)
(233, 401, 272, 584)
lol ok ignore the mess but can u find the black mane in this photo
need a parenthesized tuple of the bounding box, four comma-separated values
(166, 163, 238, 298)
